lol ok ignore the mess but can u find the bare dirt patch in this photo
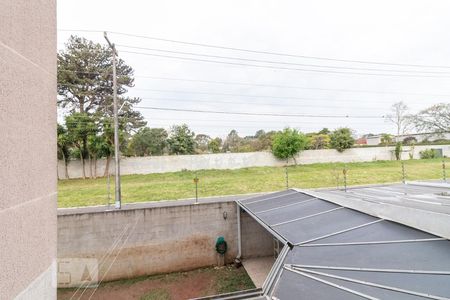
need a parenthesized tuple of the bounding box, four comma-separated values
(58, 265, 255, 300)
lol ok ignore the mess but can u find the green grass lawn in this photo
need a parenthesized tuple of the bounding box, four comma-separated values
(58, 158, 448, 208)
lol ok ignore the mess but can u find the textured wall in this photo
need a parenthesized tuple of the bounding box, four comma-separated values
(241, 211, 274, 258)
(0, 0, 56, 299)
(58, 145, 450, 179)
(57, 200, 274, 287)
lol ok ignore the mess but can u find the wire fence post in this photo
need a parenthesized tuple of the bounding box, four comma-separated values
(443, 160, 447, 182)
(343, 165, 348, 192)
(401, 161, 406, 184)
(285, 166, 289, 190)
(107, 172, 111, 208)
(194, 173, 199, 204)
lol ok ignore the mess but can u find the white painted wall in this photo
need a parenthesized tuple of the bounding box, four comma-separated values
(58, 145, 450, 179)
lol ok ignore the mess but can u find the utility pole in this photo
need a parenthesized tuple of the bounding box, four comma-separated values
(285, 166, 289, 190)
(443, 160, 447, 182)
(343, 165, 348, 192)
(104, 32, 121, 209)
(401, 162, 406, 184)
(194, 173, 199, 204)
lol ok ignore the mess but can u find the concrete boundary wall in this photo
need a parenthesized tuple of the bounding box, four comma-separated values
(58, 145, 450, 179)
(57, 198, 273, 287)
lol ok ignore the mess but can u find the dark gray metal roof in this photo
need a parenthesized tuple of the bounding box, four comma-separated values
(237, 183, 450, 299)
(315, 183, 450, 215)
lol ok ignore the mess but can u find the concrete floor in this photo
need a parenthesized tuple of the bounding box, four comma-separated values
(242, 256, 275, 288)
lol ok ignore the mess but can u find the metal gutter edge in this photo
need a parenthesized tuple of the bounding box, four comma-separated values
(405, 181, 450, 189)
(190, 288, 263, 300)
(262, 243, 291, 295)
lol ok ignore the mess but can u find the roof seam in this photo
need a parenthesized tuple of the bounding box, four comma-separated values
(290, 264, 450, 275)
(254, 198, 318, 214)
(271, 207, 344, 227)
(299, 237, 446, 247)
(243, 190, 298, 205)
(292, 267, 448, 300)
(283, 266, 378, 300)
(295, 219, 384, 246)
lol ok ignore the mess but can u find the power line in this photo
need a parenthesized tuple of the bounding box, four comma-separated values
(135, 106, 386, 119)
(61, 116, 381, 125)
(59, 71, 450, 97)
(116, 44, 450, 75)
(120, 50, 450, 78)
(134, 88, 442, 105)
(58, 29, 450, 70)
(138, 97, 388, 111)
(59, 29, 104, 33)
(133, 76, 450, 98)
(105, 30, 450, 69)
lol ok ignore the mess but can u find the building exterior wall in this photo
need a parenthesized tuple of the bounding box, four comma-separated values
(366, 136, 382, 146)
(0, 1, 57, 299)
(57, 200, 275, 287)
(58, 145, 450, 178)
(394, 132, 450, 143)
(367, 133, 450, 145)
(241, 211, 275, 258)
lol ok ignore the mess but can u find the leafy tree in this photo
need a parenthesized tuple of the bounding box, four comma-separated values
(394, 142, 402, 160)
(309, 134, 331, 149)
(330, 128, 355, 152)
(57, 124, 72, 179)
(57, 36, 146, 137)
(208, 138, 222, 153)
(167, 124, 196, 155)
(386, 101, 413, 137)
(223, 130, 241, 152)
(272, 128, 309, 164)
(253, 130, 277, 151)
(380, 133, 393, 146)
(402, 136, 417, 145)
(254, 130, 266, 139)
(65, 113, 97, 179)
(318, 128, 331, 135)
(195, 134, 212, 153)
(58, 36, 145, 123)
(87, 134, 109, 178)
(98, 118, 115, 176)
(235, 141, 254, 153)
(129, 127, 168, 156)
(413, 103, 450, 133)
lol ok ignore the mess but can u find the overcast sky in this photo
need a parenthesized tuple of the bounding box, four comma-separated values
(58, 0, 450, 138)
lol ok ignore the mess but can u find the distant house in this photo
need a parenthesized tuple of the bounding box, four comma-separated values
(394, 132, 450, 143)
(366, 135, 382, 145)
(366, 132, 450, 146)
(355, 137, 367, 145)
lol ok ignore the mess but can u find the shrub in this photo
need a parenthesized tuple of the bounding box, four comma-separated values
(380, 133, 393, 146)
(330, 128, 355, 152)
(394, 142, 402, 160)
(272, 128, 309, 164)
(419, 149, 437, 159)
(402, 136, 417, 145)
(308, 134, 331, 149)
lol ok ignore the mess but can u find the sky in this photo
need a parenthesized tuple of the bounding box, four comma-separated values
(57, 0, 450, 138)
